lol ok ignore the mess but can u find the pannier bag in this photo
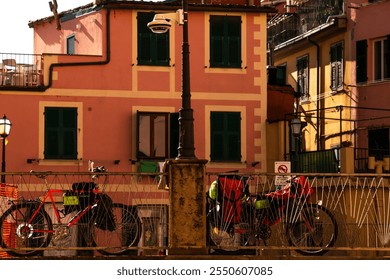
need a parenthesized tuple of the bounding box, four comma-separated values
(217, 176, 248, 224)
(63, 182, 97, 214)
(94, 193, 116, 231)
(63, 190, 80, 214)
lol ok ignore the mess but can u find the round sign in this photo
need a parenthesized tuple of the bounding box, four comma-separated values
(277, 164, 288, 173)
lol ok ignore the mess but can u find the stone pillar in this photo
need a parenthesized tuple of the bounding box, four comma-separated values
(340, 147, 354, 174)
(167, 159, 208, 255)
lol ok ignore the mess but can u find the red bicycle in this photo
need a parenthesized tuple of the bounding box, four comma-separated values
(0, 163, 141, 257)
(207, 174, 338, 255)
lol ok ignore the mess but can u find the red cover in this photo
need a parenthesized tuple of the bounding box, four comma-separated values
(218, 177, 244, 224)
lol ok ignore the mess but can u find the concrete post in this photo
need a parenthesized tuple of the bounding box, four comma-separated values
(340, 147, 354, 174)
(167, 159, 208, 255)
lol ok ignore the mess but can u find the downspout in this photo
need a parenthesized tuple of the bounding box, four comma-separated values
(307, 36, 321, 151)
(44, 7, 111, 90)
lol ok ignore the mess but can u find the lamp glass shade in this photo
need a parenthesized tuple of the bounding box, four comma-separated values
(0, 116, 11, 138)
(290, 118, 301, 137)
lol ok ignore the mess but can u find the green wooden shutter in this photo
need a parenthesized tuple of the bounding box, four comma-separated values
(227, 16, 241, 68)
(210, 16, 224, 67)
(210, 16, 241, 68)
(169, 113, 179, 159)
(44, 107, 77, 159)
(385, 35, 390, 79)
(137, 12, 169, 66)
(356, 40, 367, 83)
(330, 43, 343, 90)
(210, 112, 241, 161)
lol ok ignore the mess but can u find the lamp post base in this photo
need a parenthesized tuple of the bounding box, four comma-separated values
(167, 158, 208, 255)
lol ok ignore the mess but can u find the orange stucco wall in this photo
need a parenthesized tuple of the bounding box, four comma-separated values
(1, 6, 268, 173)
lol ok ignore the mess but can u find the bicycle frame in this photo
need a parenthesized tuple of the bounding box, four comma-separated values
(25, 188, 99, 233)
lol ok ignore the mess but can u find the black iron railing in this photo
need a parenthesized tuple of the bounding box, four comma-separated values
(268, 0, 344, 46)
(0, 53, 43, 88)
(290, 148, 340, 173)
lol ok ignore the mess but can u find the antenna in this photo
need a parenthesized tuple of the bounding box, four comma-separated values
(49, 0, 61, 30)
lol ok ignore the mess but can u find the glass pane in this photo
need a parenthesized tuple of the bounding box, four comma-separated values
(138, 115, 151, 157)
(385, 39, 389, 79)
(153, 115, 166, 157)
(67, 36, 75, 55)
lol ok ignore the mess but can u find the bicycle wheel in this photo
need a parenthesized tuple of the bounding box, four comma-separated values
(207, 200, 252, 255)
(287, 203, 338, 256)
(92, 203, 141, 255)
(0, 202, 53, 257)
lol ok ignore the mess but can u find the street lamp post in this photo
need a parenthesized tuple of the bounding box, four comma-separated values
(148, 2, 207, 254)
(0, 114, 12, 183)
(148, 0, 195, 159)
(177, 0, 195, 159)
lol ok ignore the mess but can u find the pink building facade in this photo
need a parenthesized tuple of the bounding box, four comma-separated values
(352, 0, 390, 161)
(0, 1, 274, 174)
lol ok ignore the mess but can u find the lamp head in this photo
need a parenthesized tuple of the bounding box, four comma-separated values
(290, 118, 302, 137)
(147, 14, 172, 34)
(0, 114, 11, 138)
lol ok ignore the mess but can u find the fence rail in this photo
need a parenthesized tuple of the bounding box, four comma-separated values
(1, 172, 390, 258)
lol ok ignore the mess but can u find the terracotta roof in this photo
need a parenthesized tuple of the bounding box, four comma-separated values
(28, 0, 276, 27)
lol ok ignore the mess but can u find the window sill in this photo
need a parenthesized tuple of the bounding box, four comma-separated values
(204, 67, 247, 75)
(357, 79, 390, 87)
(207, 161, 247, 170)
(38, 159, 83, 166)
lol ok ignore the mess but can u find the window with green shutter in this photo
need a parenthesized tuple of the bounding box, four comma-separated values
(210, 112, 241, 162)
(44, 107, 77, 159)
(137, 12, 170, 66)
(210, 15, 241, 68)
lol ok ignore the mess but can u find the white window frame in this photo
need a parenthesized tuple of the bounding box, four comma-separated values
(373, 37, 389, 81)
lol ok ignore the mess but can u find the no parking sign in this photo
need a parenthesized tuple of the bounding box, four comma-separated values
(274, 161, 291, 188)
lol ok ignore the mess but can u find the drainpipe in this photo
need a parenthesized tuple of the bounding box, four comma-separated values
(307, 36, 321, 151)
(44, 7, 111, 90)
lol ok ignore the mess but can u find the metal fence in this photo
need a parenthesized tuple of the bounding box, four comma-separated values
(1, 171, 390, 258)
(0, 53, 43, 88)
(0, 171, 168, 258)
(206, 172, 390, 258)
(289, 149, 340, 173)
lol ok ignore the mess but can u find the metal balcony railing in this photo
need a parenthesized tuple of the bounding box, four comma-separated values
(267, 0, 345, 47)
(0, 53, 43, 88)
